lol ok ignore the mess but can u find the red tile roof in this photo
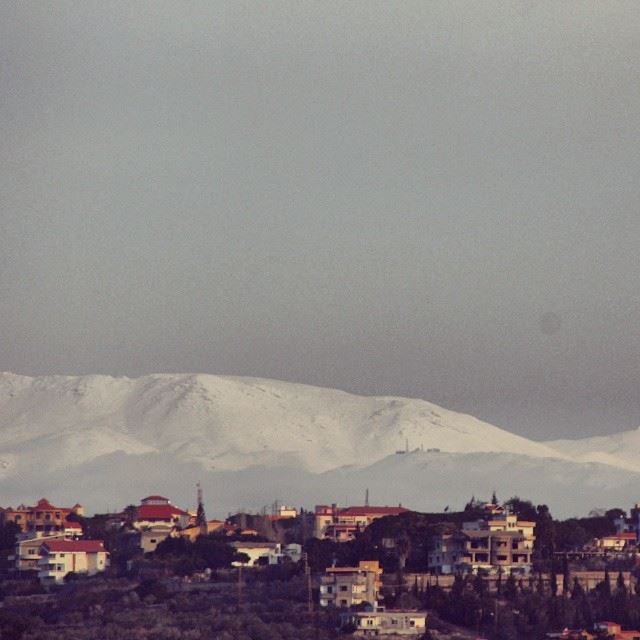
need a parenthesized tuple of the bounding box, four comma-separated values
(63, 520, 82, 530)
(42, 540, 105, 553)
(35, 498, 57, 510)
(136, 504, 190, 520)
(141, 495, 169, 502)
(339, 506, 409, 516)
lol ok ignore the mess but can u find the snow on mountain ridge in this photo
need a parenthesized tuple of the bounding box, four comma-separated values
(546, 427, 640, 473)
(0, 372, 565, 476)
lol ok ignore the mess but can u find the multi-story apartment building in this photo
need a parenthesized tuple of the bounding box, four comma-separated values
(319, 560, 382, 608)
(314, 505, 409, 541)
(429, 512, 535, 575)
(428, 531, 465, 574)
(37, 540, 109, 585)
(460, 529, 533, 573)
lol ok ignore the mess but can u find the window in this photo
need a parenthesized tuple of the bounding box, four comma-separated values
(340, 599, 348, 607)
(28, 549, 36, 555)
(340, 585, 348, 592)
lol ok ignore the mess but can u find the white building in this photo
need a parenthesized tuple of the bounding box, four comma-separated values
(230, 541, 281, 566)
(38, 540, 109, 585)
(12, 521, 84, 572)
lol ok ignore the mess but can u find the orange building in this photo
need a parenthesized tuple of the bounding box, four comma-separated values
(1, 498, 83, 536)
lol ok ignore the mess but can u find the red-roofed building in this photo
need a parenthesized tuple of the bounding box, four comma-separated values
(38, 539, 109, 584)
(129, 496, 193, 553)
(595, 532, 638, 552)
(314, 504, 410, 541)
(141, 495, 170, 504)
(135, 503, 191, 528)
(1, 498, 84, 536)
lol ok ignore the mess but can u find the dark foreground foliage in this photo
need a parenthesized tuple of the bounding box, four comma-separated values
(0, 576, 345, 640)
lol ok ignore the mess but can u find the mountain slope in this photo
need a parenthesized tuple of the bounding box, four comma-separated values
(546, 428, 640, 473)
(0, 372, 563, 475)
(4, 449, 637, 519)
(0, 372, 636, 518)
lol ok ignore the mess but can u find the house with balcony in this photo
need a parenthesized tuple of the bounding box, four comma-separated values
(429, 512, 535, 575)
(12, 521, 84, 573)
(428, 531, 465, 574)
(37, 540, 109, 585)
(319, 560, 382, 609)
(1, 498, 83, 536)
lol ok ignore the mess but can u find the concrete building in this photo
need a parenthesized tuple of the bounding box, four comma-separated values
(320, 561, 382, 608)
(341, 610, 427, 636)
(37, 540, 109, 585)
(1, 498, 83, 536)
(314, 505, 409, 541)
(594, 533, 637, 552)
(428, 532, 465, 575)
(230, 541, 282, 566)
(12, 521, 84, 573)
(430, 512, 535, 575)
(460, 529, 533, 574)
(138, 525, 174, 554)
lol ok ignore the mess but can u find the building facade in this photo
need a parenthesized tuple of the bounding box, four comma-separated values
(1, 498, 83, 536)
(429, 513, 535, 575)
(37, 540, 109, 584)
(319, 561, 382, 608)
(314, 505, 409, 541)
(340, 610, 427, 637)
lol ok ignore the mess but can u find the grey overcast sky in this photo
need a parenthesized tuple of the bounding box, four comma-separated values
(1, 1, 639, 440)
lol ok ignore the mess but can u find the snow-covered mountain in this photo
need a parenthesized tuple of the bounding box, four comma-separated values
(546, 428, 640, 474)
(0, 372, 636, 518)
(0, 372, 563, 474)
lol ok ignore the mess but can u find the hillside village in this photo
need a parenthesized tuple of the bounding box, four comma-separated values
(2, 491, 640, 639)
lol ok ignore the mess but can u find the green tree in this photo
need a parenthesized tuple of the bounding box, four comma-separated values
(534, 504, 555, 562)
(504, 573, 517, 600)
(503, 497, 536, 521)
